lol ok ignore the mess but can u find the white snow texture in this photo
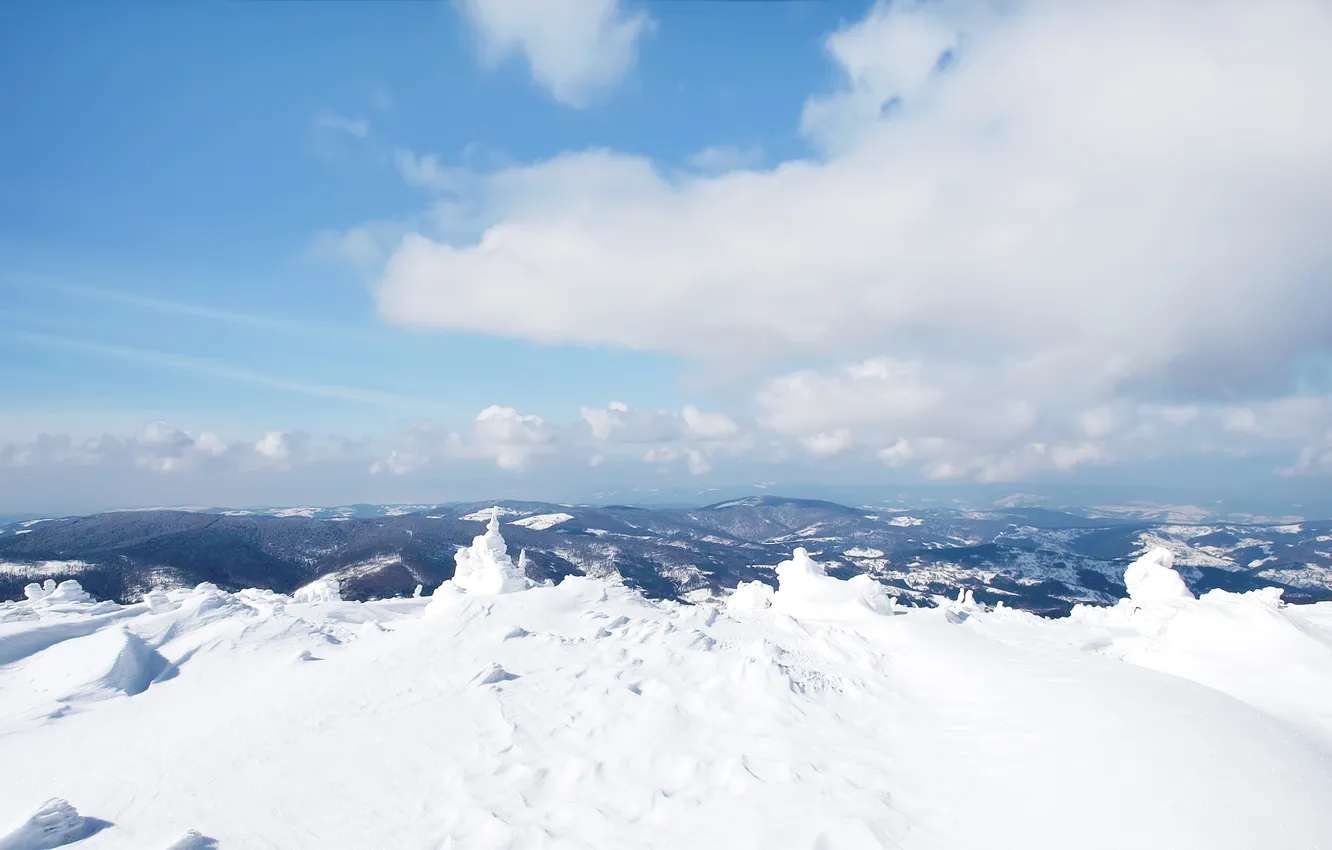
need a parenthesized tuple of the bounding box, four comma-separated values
(3, 517, 1332, 848)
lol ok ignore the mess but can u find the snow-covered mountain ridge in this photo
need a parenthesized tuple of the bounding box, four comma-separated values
(4, 496, 1332, 616)
(2, 520, 1331, 849)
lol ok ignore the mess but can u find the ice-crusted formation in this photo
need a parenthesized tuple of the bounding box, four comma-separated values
(446, 508, 533, 596)
(292, 577, 342, 604)
(1124, 547, 1195, 606)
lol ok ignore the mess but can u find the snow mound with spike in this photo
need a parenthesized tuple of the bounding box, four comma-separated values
(446, 507, 533, 596)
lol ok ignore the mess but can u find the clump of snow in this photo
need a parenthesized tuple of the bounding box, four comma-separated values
(22, 580, 93, 607)
(510, 512, 574, 530)
(726, 580, 775, 611)
(935, 587, 986, 623)
(472, 662, 519, 685)
(0, 797, 87, 849)
(292, 578, 342, 604)
(1124, 547, 1194, 607)
(164, 830, 216, 850)
(142, 591, 179, 614)
(767, 548, 894, 620)
(446, 508, 533, 596)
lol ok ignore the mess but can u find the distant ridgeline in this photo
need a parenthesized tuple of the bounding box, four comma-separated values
(2, 497, 1330, 616)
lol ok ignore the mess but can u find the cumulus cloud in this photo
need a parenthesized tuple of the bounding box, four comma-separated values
(371, 406, 556, 474)
(580, 401, 679, 443)
(801, 430, 854, 457)
(681, 405, 740, 441)
(686, 146, 763, 173)
(0, 423, 319, 476)
(459, 0, 653, 107)
(472, 405, 554, 470)
(371, 0, 1332, 478)
(642, 445, 712, 476)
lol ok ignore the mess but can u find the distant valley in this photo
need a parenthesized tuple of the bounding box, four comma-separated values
(4, 496, 1331, 615)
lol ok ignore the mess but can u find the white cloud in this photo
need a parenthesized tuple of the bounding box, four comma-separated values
(472, 405, 554, 470)
(459, 0, 653, 107)
(580, 401, 679, 443)
(681, 405, 740, 441)
(686, 146, 763, 173)
(641, 445, 711, 476)
(0, 423, 323, 476)
(801, 430, 853, 457)
(877, 438, 916, 468)
(800, 1, 957, 155)
(374, 0, 1332, 407)
(395, 149, 470, 194)
(315, 110, 370, 139)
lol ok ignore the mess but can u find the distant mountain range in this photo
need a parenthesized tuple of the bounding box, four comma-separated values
(3, 496, 1330, 615)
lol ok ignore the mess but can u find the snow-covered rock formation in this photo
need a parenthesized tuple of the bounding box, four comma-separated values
(446, 508, 533, 596)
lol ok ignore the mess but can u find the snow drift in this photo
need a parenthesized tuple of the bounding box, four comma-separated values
(2, 520, 1332, 849)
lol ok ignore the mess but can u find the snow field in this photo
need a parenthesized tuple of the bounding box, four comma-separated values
(1, 534, 1331, 848)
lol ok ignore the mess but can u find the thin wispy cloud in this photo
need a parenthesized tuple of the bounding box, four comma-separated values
(20, 277, 358, 339)
(315, 110, 370, 139)
(5, 328, 434, 412)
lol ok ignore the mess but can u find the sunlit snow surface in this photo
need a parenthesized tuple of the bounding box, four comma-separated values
(3, 544, 1332, 848)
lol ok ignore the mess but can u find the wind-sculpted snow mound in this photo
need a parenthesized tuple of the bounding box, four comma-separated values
(1124, 546, 1195, 606)
(726, 548, 895, 620)
(442, 507, 533, 597)
(292, 577, 342, 604)
(3, 555, 1332, 848)
(772, 547, 895, 619)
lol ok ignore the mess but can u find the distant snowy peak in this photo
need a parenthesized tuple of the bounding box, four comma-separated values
(460, 506, 527, 522)
(510, 513, 574, 530)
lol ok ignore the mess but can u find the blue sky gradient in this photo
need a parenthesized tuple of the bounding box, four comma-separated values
(3, 0, 1331, 513)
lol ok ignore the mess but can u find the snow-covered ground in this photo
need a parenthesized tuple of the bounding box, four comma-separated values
(3, 521, 1332, 849)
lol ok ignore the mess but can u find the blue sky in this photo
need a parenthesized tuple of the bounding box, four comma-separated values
(2, 0, 1331, 514)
